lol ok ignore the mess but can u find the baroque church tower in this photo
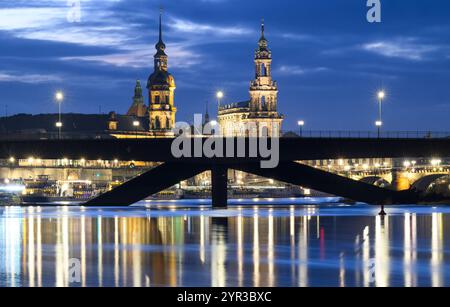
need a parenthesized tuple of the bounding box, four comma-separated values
(248, 20, 283, 134)
(147, 10, 177, 137)
(218, 21, 283, 137)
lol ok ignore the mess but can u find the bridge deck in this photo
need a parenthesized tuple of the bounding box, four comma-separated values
(0, 138, 449, 162)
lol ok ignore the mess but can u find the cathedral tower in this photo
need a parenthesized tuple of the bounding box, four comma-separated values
(218, 21, 284, 137)
(147, 10, 177, 137)
(249, 20, 279, 114)
(248, 20, 283, 135)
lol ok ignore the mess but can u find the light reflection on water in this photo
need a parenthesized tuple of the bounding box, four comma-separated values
(0, 201, 450, 287)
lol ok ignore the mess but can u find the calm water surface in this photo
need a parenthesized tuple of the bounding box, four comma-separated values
(0, 198, 449, 287)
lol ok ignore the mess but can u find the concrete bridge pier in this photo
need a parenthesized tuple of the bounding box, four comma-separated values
(211, 165, 228, 209)
(379, 205, 387, 216)
(392, 169, 411, 191)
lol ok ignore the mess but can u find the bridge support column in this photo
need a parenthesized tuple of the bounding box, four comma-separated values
(392, 170, 411, 191)
(379, 205, 387, 216)
(212, 165, 228, 209)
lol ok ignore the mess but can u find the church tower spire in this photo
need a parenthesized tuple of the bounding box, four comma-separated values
(159, 8, 163, 42)
(154, 8, 168, 72)
(127, 80, 148, 117)
(217, 20, 283, 137)
(257, 18, 269, 55)
(248, 20, 283, 135)
(260, 19, 265, 41)
(250, 20, 277, 111)
(147, 8, 177, 137)
(204, 101, 210, 125)
(134, 79, 144, 101)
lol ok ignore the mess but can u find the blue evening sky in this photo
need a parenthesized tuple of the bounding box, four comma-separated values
(0, 0, 449, 131)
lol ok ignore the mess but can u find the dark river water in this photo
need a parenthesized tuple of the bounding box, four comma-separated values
(0, 198, 449, 287)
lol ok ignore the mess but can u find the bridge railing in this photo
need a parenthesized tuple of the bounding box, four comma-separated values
(282, 130, 450, 139)
(0, 130, 448, 140)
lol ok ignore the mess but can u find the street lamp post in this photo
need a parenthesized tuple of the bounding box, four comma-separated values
(375, 120, 383, 138)
(376, 90, 385, 138)
(55, 91, 64, 139)
(297, 120, 305, 137)
(133, 120, 140, 139)
(216, 91, 224, 113)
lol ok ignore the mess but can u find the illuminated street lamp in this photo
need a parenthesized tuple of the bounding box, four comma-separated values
(375, 120, 383, 138)
(55, 91, 64, 139)
(216, 91, 224, 112)
(431, 159, 442, 167)
(209, 120, 219, 134)
(297, 120, 305, 137)
(376, 90, 385, 138)
(55, 91, 64, 102)
(133, 120, 140, 139)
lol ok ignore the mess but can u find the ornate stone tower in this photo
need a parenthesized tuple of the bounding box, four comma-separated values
(147, 10, 177, 137)
(248, 20, 283, 136)
(127, 80, 148, 117)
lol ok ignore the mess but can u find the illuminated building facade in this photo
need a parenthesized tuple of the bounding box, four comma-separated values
(218, 21, 284, 137)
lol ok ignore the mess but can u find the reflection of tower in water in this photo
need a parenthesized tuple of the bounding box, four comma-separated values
(375, 216, 390, 287)
(18, 212, 187, 286)
(0, 207, 22, 287)
(11, 208, 450, 287)
(431, 213, 443, 287)
(404, 212, 417, 287)
(211, 217, 228, 287)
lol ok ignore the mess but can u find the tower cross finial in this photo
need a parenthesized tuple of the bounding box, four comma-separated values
(261, 18, 265, 37)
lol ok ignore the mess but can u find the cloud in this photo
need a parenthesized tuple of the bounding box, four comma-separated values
(0, 7, 64, 31)
(0, 3, 214, 70)
(278, 65, 328, 76)
(61, 43, 202, 69)
(0, 1, 131, 47)
(19, 25, 131, 47)
(0, 2, 257, 72)
(168, 17, 252, 37)
(0, 71, 62, 84)
(281, 33, 316, 42)
(361, 39, 439, 61)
